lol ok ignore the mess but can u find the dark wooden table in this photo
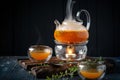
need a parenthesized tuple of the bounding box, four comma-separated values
(0, 56, 120, 80)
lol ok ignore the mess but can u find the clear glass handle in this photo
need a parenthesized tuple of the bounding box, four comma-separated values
(76, 9, 91, 30)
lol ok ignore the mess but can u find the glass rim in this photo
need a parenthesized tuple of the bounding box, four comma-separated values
(54, 40, 88, 45)
(29, 45, 52, 49)
(78, 61, 105, 66)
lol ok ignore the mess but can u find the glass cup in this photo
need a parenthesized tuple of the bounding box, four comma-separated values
(78, 59, 106, 80)
(28, 45, 52, 62)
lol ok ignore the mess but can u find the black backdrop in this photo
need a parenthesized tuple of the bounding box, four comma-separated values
(0, 0, 120, 57)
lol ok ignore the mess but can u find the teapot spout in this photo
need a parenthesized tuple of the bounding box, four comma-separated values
(54, 19, 60, 27)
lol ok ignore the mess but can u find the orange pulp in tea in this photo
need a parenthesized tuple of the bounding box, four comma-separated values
(54, 30, 89, 44)
(80, 69, 103, 79)
(30, 52, 50, 61)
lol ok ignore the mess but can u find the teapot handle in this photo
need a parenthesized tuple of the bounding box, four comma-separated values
(76, 9, 91, 30)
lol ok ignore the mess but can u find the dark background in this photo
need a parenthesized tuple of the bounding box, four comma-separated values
(0, 0, 120, 57)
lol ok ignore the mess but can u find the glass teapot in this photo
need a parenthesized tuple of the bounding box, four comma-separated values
(54, 9, 91, 44)
(54, 0, 91, 61)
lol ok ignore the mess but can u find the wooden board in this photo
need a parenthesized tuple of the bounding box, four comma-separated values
(18, 57, 78, 78)
(18, 57, 116, 78)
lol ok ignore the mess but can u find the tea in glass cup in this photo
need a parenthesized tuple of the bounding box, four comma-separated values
(28, 45, 52, 62)
(78, 58, 106, 80)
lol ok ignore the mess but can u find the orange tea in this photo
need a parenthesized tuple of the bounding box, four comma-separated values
(30, 52, 50, 61)
(28, 45, 52, 62)
(80, 69, 103, 79)
(54, 30, 89, 44)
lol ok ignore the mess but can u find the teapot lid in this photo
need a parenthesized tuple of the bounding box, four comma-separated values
(62, 19, 82, 26)
(56, 19, 86, 31)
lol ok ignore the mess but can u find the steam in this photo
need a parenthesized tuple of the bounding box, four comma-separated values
(65, 0, 75, 20)
(33, 24, 43, 45)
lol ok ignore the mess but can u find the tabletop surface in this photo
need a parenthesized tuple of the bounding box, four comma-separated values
(0, 56, 120, 80)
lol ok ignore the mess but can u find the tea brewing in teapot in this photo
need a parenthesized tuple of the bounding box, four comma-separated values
(54, 0, 90, 44)
(54, 20, 89, 44)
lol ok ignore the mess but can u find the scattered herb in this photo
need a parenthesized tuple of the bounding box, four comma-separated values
(46, 65, 78, 80)
(80, 57, 105, 70)
(58, 61, 64, 64)
(46, 57, 104, 80)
